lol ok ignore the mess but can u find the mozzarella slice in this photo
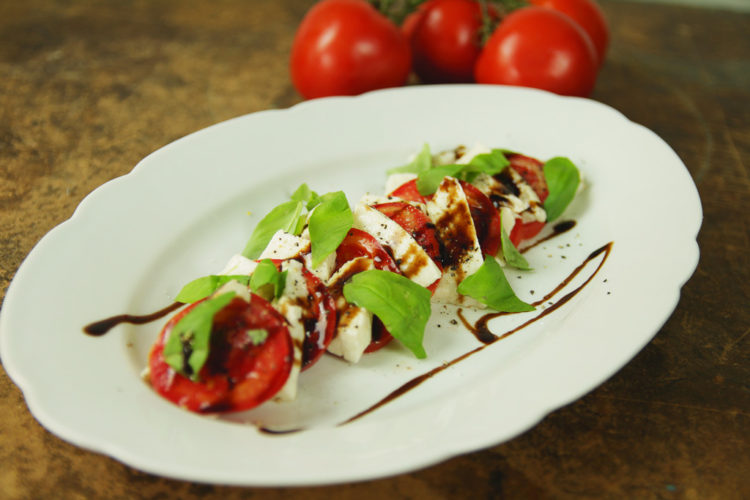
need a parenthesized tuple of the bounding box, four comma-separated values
(425, 177, 485, 307)
(272, 260, 307, 402)
(302, 250, 336, 283)
(455, 143, 491, 164)
(472, 169, 546, 225)
(219, 254, 258, 276)
(213, 279, 251, 302)
(326, 305, 373, 364)
(352, 202, 441, 288)
(259, 230, 311, 260)
(326, 257, 375, 363)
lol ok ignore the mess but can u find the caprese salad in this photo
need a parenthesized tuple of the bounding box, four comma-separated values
(146, 144, 582, 413)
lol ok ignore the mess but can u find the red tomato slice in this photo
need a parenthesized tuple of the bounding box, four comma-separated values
(509, 220, 546, 247)
(389, 179, 427, 204)
(460, 181, 502, 256)
(334, 228, 401, 351)
(508, 153, 549, 202)
(505, 153, 549, 246)
(373, 202, 443, 269)
(364, 317, 394, 353)
(335, 228, 401, 274)
(148, 294, 293, 413)
(299, 267, 336, 370)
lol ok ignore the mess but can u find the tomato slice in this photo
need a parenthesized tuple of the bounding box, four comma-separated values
(504, 154, 550, 246)
(364, 317, 394, 353)
(508, 153, 549, 202)
(509, 220, 546, 247)
(148, 294, 293, 413)
(459, 181, 502, 257)
(334, 228, 401, 274)
(389, 179, 427, 204)
(373, 202, 443, 268)
(334, 228, 401, 351)
(299, 267, 336, 370)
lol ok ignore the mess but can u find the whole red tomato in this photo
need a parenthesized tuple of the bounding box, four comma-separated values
(405, 0, 489, 83)
(528, 0, 609, 66)
(474, 7, 598, 97)
(290, 0, 411, 99)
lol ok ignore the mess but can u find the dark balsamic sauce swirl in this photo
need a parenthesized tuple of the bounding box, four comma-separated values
(83, 302, 183, 336)
(520, 220, 577, 254)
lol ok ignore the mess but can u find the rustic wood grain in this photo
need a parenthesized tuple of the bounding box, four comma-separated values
(1, 1, 748, 498)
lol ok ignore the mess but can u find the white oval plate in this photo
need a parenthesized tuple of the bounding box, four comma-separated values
(0, 85, 701, 486)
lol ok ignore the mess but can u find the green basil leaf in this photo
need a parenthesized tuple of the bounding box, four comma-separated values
(242, 200, 305, 258)
(463, 149, 510, 177)
(246, 328, 268, 346)
(175, 275, 251, 303)
(543, 157, 580, 221)
(457, 256, 535, 312)
(308, 191, 353, 268)
(415, 149, 509, 195)
(343, 269, 431, 359)
(387, 143, 432, 175)
(163, 292, 236, 381)
(416, 164, 464, 195)
(500, 226, 531, 270)
(250, 259, 287, 299)
(291, 183, 321, 211)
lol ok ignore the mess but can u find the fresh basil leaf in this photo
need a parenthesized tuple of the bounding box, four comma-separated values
(163, 292, 236, 381)
(458, 256, 534, 312)
(343, 269, 431, 359)
(387, 143, 432, 175)
(290, 183, 313, 203)
(543, 157, 580, 221)
(464, 149, 510, 177)
(291, 183, 321, 211)
(246, 328, 268, 346)
(415, 149, 509, 195)
(242, 200, 305, 258)
(175, 275, 251, 303)
(416, 164, 464, 195)
(500, 226, 531, 270)
(308, 191, 353, 268)
(250, 259, 286, 299)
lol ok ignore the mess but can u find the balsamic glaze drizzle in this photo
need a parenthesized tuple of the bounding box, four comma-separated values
(520, 220, 577, 254)
(83, 302, 183, 336)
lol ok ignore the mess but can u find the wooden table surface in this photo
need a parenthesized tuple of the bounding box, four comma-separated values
(1, 1, 748, 498)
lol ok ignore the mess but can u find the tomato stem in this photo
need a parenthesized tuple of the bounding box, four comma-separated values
(369, 0, 429, 25)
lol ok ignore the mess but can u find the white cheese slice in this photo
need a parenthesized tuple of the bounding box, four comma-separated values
(326, 305, 373, 364)
(297, 226, 337, 283)
(302, 251, 336, 283)
(272, 260, 307, 402)
(259, 230, 311, 260)
(455, 143, 491, 164)
(326, 257, 375, 363)
(426, 177, 485, 308)
(213, 279, 251, 302)
(219, 254, 258, 276)
(433, 148, 458, 165)
(352, 202, 441, 288)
